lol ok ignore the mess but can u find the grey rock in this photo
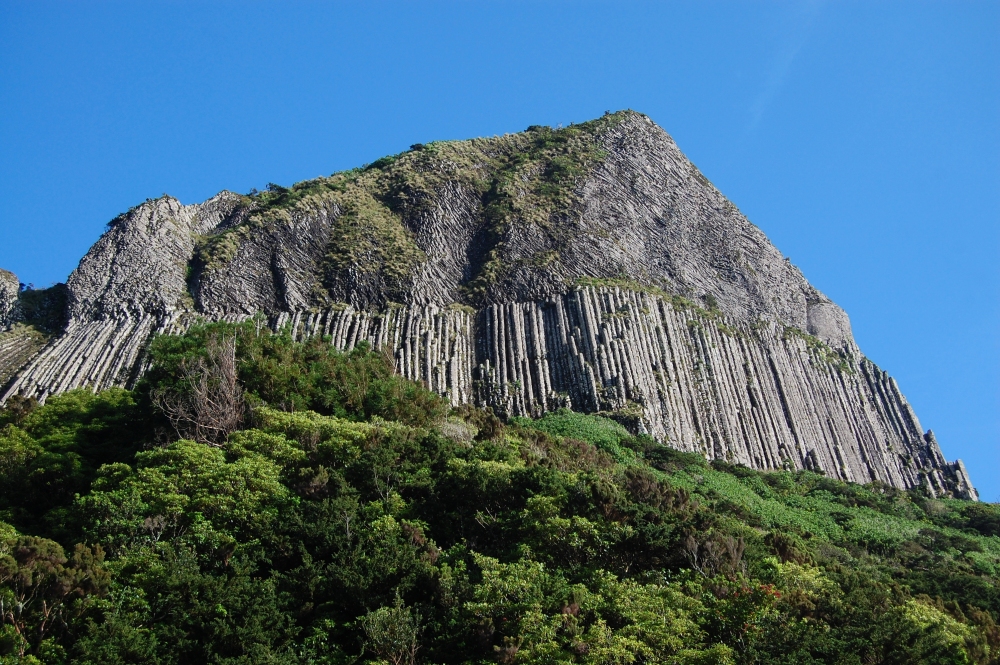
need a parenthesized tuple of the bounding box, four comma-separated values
(68, 192, 242, 322)
(0, 111, 977, 500)
(0, 269, 19, 331)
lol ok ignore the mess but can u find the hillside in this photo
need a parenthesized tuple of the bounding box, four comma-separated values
(0, 111, 977, 499)
(0, 322, 996, 663)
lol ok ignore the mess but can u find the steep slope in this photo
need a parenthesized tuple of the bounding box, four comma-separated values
(0, 111, 977, 499)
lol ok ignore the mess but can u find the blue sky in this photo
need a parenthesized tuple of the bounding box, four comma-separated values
(1, 1, 997, 499)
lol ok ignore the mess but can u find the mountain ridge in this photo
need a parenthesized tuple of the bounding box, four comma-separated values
(0, 110, 977, 499)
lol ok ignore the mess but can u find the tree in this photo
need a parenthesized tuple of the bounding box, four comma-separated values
(152, 334, 245, 445)
(0, 536, 108, 658)
(361, 597, 421, 665)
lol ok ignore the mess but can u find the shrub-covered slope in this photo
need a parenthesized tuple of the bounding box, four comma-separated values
(0, 323, 996, 664)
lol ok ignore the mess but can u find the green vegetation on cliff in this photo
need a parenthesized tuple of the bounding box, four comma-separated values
(190, 113, 624, 306)
(0, 321, 997, 664)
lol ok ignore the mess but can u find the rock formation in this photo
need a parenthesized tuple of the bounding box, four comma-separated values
(0, 269, 19, 331)
(0, 111, 977, 499)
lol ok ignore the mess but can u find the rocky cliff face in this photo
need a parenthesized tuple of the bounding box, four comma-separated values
(0, 111, 977, 499)
(0, 270, 19, 331)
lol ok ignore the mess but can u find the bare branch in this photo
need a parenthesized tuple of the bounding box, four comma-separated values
(153, 334, 246, 445)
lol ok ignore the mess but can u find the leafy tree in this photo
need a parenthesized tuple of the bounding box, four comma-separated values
(361, 597, 421, 665)
(0, 531, 108, 659)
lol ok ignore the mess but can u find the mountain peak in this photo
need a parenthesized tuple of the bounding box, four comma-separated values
(0, 112, 976, 499)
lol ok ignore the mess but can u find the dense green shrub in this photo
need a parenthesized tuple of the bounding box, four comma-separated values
(0, 324, 996, 663)
(16, 284, 68, 334)
(141, 320, 448, 428)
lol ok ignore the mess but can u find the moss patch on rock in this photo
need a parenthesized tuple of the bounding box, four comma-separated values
(782, 325, 854, 373)
(189, 112, 631, 305)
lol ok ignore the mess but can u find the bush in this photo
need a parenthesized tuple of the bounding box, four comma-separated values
(0, 320, 995, 663)
(142, 321, 448, 429)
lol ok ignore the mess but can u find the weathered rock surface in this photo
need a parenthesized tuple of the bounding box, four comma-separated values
(0, 269, 19, 331)
(0, 270, 60, 388)
(0, 111, 977, 499)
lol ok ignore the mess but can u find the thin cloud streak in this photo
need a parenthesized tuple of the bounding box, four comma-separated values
(748, 0, 825, 132)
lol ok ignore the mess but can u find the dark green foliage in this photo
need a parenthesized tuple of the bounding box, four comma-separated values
(0, 324, 997, 664)
(16, 284, 68, 334)
(141, 320, 448, 428)
(0, 532, 109, 660)
(0, 388, 142, 540)
(0, 396, 37, 427)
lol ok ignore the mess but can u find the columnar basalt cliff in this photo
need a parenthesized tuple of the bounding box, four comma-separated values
(0, 270, 19, 329)
(0, 111, 977, 499)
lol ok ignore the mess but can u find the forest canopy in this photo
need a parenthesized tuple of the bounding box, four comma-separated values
(0, 321, 997, 664)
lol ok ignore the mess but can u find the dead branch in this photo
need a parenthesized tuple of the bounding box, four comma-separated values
(152, 334, 246, 445)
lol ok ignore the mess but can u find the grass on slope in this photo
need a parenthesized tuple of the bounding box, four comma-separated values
(191, 113, 628, 305)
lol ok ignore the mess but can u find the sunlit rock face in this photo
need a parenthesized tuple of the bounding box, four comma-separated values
(0, 269, 19, 331)
(0, 111, 977, 500)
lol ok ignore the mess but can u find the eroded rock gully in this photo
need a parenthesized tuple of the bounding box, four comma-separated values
(0, 111, 977, 499)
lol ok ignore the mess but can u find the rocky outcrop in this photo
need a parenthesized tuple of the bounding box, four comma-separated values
(0, 111, 977, 499)
(0, 325, 48, 389)
(0, 270, 62, 388)
(467, 287, 973, 499)
(0, 269, 19, 331)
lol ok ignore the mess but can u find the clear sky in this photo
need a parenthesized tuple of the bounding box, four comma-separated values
(1, 1, 997, 499)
